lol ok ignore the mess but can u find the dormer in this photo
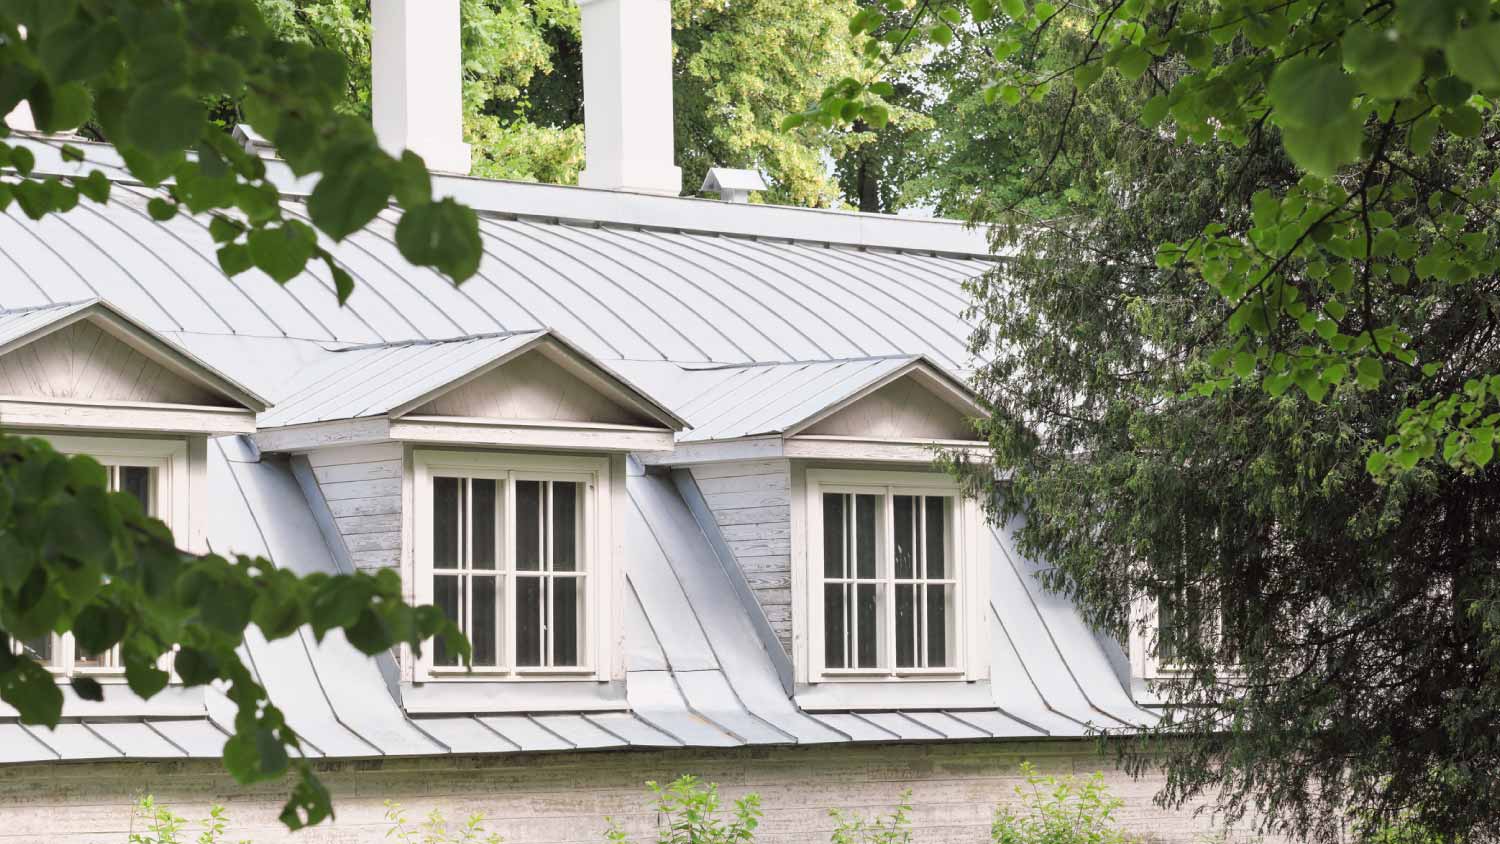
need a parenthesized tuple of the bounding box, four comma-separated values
(645, 356, 994, 709)
(253, 330, 685, 712)
(0, 300, 266, 684)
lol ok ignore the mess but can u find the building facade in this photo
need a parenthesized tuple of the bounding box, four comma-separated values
(0, 3, 1228, 841)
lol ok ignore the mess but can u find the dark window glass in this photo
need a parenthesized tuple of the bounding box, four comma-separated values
(120, 466, 153, 514)
(471, 479, 497, 571)
(894, 495, 915, 579)
(854, 494, 878, 579)
(433, 477, 462, 568)
(433, 575, 461, 667)
(925, 497, 948, 578)
(856, 583, 878, 668)
(926, 584, 949, 667)
(471, 576, 498, 667)
(516, 576, 542, 666)
(516, 481, 542, 571)
(553, 482, 578, 572)
(822, 494, 846, 578)
(824, 584, 846, 669)
(552, 577, 580, 666)
(895, 583, 916, 668)
(21, 635, 53, 665)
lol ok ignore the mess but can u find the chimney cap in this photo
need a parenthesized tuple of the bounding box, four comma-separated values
(700, 167, 767, 203)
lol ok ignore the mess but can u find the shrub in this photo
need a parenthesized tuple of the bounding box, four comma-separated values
(383, 801, 503, 844)
(829, 790, 914, 844)
(605, 775, 762, 844)
(127, 797, 245, 844)
(990, 762, 1127, 844)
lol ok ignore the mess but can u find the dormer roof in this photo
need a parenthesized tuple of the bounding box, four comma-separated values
(255, 329, 686, 453)
(0, 299, 267, 435)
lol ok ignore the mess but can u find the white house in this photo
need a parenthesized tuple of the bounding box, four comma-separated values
(0, 2, 1220, 841)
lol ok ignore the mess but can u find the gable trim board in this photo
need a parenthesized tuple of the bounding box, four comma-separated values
(0, 396, 256, 435)
(640, 434, 991, 466)
(0, 300, 268, 412)
(254, 416, 677, 454)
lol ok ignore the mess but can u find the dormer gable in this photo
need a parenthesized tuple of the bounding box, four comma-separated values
(254, 330, 685, 453)
(0, 300, 267, 435)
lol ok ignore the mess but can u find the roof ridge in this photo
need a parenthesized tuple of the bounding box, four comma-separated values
(0, 298, 99, 316)
(679, 353, 920, 372)
(329, 328, 546, 353)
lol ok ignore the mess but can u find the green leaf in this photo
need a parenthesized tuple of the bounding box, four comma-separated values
(1440, 105, 1482, 138)
(69, 676, 104, 702)
(209, 215, 241, 244)
(1232, 351, 1256, 377)
(1281, 112, 1364, 177)
(123, 85, 202, 155)
(1366, 450, 1389, 475)
(929, 23, 954, 46)
(1468, 437, 1496, 467)
(247, 222, 318, 284)
(780, 112, 807, 130)
(0, 659, 64, 727)
(147, 197, 178, 221)
(1355, 356, 1384, 389)
(75, 170, 110, 204)
(1268, 56, 1358, 130)
(1446, 23, 1500, 93)
(1114, 45, 1152, 80)
(394, 199, 482, 282)
(216, 242, 253, 277)
(1342, 25, 1423, 99)
(1409, 114, 1439, 155)
(1000, 0, 1026, 20)
(860, 103, 890, 130)
(870, 81, 896, 98)
(30, 81, 92, 132)
(1141, 95, 1170, 127)
(308, 150, 392, 242)
(1074, 63, 1104, 90)
(330, 263, 355, 306)
(967, 0, 994, 22)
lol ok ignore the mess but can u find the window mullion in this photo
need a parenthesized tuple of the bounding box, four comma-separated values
(883, 488, 895, 676)
(503, 474, 516, 674)
(844, 495, 853, 671)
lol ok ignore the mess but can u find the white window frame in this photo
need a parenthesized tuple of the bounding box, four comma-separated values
(21, 435, 189, 680)
(802, 468, 986, 683)
(1131, 591, 1239, 680)
(412, 450, 612, 682)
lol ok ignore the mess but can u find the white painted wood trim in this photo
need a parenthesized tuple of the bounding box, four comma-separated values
(800, 466, 988, 685)
(0, 397, 255, 435)
(784, 360, 988, 438)
(411, 450, 616, 686)
(252, 417, 394, 452)
(391, 418, 675, 452)
(784, 435, 988, 463)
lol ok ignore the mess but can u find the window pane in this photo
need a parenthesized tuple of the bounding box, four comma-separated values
(895, 583, 916, 668)
(74, 646, 115, 670)
(894, 495, 915, 579)
(471, 479, 498, 571)
(433, 575, 461, 667)
(926, 584, 953, 668)
(824, 584, 846, 669)
(856, 582, 879, 668)
(472, 576, 498, 667)
(854, 494, 879, 579)
(552, 482, 579, 572)
(433, 477, 462, 569)
(1157, 590, 1178, 663)
(516, 481, 542, 571)
(924, 497, 949, 578)
(516, 576, 542, 666)
(20, 635, 53, 666)
(120, 466, 153, 515)
(552, 577, 581, 666)
(822, 494, 846, 578)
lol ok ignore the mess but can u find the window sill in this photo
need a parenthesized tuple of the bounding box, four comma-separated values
(401, 677, 627, 715)
(817, 668, 968, 681)
(424, 666, 598, 681)
(795, 677, 993, 712)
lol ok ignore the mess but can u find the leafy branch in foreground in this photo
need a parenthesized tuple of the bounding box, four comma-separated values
(0, 0, 483, 292)
(0, 435, 468, 828)
(797, 0, 1500, 479)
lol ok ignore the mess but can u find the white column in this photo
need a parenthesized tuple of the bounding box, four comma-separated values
(575, 0, 682, 196)
(371, 0, 472, 174)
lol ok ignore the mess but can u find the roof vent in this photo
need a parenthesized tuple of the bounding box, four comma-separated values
(700, 168, 767, 204)
(232, 123, 274, 157)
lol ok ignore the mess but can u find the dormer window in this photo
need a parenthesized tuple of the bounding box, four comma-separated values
(804, 468, 984, 683)
(416, 452, 606, 678)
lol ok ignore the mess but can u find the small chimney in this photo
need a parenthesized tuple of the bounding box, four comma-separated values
(575, 0, 682, 196)
(371, 0, 471, 175)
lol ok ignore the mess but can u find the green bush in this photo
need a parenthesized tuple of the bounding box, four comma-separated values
(605, 775, 762, 844)
(126, 797, 245, 844)
(829, 790, 914, 844)
(990, 763, 1128, 844)
(384, 800, 503, 844)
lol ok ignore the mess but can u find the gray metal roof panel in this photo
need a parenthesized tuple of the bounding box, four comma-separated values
(0, 724, 56, 763)
(147, 719, 228, 757)
(412, 717, 520, 753)
(478, 716, 574, 752)
(85, 721, 185, 758)
(584, 712, 680, 747)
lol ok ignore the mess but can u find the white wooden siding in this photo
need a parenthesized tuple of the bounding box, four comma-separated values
(692, 459, 794, 652)
(0, 321, 228, 406)
(308, 443, 405, 574)
(802, 375, 977, 440)
(414, 350, 650, 425)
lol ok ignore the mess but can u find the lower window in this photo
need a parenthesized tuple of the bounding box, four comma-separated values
(416, 452, 604, 679)
(18, 461, 158, 674)
(808, 469, 978, 681)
